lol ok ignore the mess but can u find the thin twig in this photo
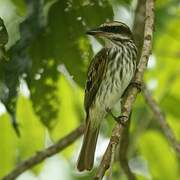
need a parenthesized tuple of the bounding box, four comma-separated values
(2, 124, 84, 180)
(143, 85, 180, 154)
(94, 0, 155, 179)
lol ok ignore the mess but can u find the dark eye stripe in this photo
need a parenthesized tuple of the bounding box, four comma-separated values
(100, 25, 131, 35)
(100, 26, 112, 32)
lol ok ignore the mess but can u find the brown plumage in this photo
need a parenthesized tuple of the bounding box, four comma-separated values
(77, 48, 108, 171)
(77, 21, 137, 171)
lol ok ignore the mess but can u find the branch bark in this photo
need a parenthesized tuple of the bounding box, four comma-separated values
(119, 116, 136, 180)
(118, 0, 146, 179)
(94, 0, 155, 179)
(2, 124, 84, 180)
(142, 85, 180, 154)
(133, 0, 146, 59)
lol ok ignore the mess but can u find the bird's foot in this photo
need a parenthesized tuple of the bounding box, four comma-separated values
(115, 115, 128, 126)
(130, 81, 142, 92)
(106, 108, 128, 126)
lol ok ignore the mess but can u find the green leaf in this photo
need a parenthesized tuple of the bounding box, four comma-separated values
(50, 75, 84, 156)
(139, 131, 180, 180)
(155, 0, 180, 41)
(16, 96, 45, 172)
(11, 0, 26, 16)
(165, 114, 180, 141)
(160, 95, 180, 118)
(0, 114, 17, 178)
(145, 18, 180, 100)
(28, 0, 113, 127)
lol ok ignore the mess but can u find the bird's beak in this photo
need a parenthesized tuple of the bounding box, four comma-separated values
(86, 28, 105, 36)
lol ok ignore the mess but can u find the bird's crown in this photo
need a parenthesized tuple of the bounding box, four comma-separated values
(99, 21, 132, 35)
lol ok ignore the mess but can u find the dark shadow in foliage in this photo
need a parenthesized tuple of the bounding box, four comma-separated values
(0, 0, 44, 135)
(28, 0, 113, 128)
(0, 0, 113, 131)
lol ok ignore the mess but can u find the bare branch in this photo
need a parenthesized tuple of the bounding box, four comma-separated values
(94, 0, 155, 179)
(107, 142, 116, 180)
(143, 85, 180, 154)
(2, 124, 84, 180)
(118, 0, 146, 179)
(119, 117, 136, 180)
(94, 125, 124, 180)
(133, 0, 146, 58)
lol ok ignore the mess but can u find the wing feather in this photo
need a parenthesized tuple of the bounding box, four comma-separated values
(84, 48, 108, 113)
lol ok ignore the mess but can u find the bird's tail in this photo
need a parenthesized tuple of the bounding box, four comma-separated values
(77, 116, 100, 171)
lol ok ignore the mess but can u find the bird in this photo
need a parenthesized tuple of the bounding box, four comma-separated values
(77, 21, 137, 171)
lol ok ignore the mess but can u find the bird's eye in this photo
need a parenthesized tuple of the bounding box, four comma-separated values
(112, 26, 120, 33)
(100, 26, 110, 32)
(101, 26, 120, 33)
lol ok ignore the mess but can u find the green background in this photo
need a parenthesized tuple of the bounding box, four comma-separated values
(0, 0, 180, 179)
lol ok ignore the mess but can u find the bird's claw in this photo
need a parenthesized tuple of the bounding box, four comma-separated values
(106, 108, 128, 126)
(115, 115, 128, 126)
(130, 81, 142, 92)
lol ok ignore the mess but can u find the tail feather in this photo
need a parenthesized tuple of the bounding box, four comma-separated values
(77, 119, 100, 171)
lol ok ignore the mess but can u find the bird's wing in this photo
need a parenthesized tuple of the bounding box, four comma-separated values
(84, 48, 108, 113)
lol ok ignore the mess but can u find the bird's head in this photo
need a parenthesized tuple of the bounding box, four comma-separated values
(86, 21, 133, 44)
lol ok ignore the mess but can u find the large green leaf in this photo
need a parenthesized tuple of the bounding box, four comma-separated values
(16, 96, 45, 160)
(0, 114, 17, 178)
(166, 114, 180, 140)
(28, 0, 113, 127)
(154, 0, 180, 41)
(0, 0, 44, 134)
(0, 96, 45, 177)
(145, 18, 180, 100)
(15, 96, 45, 173)
(160, 95, 180, 118)
(139, 131, 180, 180)
(50, 75, 84, 156)
(11, 0, 26, 16)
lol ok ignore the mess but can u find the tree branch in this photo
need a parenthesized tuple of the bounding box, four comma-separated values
(133, 0, 146, 59)
(119, 116, 136, 180)
(118, 0, 146, 179)
(94, 0, 155, 179)
(2, 124, 84, 180)
(142, 85, 180, 154)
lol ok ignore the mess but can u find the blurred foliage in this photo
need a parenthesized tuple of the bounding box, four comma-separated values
(0, 0, 180, 179)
